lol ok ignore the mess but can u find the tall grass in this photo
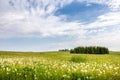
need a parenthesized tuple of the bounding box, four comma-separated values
(0, 51, 120, 80)
(70, 56, 87, 63)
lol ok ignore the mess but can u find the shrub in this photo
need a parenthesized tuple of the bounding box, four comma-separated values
(70, 56, 87, 63)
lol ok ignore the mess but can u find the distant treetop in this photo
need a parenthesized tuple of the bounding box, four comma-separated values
(70, 46, 109, 54)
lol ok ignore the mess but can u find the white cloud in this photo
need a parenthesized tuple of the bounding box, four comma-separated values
(107, 0, 120, 11)
(78, 28, 120, 51)
(0, 12, 83, 38)
(75, 11, 120, 51)
(1, 0, 120, 38)
(50, 11, 120, 51)
(0, 1, 120, 39)
(1, 0, 82, 38)
(77, 0, 120, 11)
(82, 12, 120, 29)
(0, 0, 120, 51)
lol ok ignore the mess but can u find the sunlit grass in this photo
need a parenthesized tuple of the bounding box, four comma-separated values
(0, 51, 120, 80)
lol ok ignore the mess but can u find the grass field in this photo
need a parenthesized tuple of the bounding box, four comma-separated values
(0, 51, 120, 80)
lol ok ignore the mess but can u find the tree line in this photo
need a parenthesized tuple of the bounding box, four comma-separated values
(70, 46, 109, 54)
(59, 49, 69, 52)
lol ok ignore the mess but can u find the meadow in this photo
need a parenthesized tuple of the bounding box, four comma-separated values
(0, 51, 120, 80)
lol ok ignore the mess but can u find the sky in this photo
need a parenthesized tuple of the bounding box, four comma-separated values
(0, 0, 120, 51)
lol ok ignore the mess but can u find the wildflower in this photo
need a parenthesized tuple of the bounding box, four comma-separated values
(81, 69, 87, 73)
(63, 74, 70, 79)
(77, 78, 81, 80)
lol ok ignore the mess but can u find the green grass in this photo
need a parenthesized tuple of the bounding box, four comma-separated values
(0, 51, 120, 80)
(70, 56, 87, 63)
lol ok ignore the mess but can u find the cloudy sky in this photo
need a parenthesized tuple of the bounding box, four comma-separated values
(0, 0, 120, 51)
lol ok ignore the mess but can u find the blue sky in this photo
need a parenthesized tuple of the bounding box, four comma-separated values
(0, 0, 120, 51)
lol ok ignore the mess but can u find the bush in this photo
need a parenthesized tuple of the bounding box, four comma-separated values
(70, 56, 87, 63)
(70, 46, 109, 54)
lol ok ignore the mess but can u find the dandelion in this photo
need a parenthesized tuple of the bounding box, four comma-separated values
(25, 75, 27, 77)
(0, 53, 120, 80)
(62, 74, 70, 79)
(114, 67, 119, 70)
(77, 78, 81, 80)
(81, 69, 87, 73)
(109, 65, 113, 69)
